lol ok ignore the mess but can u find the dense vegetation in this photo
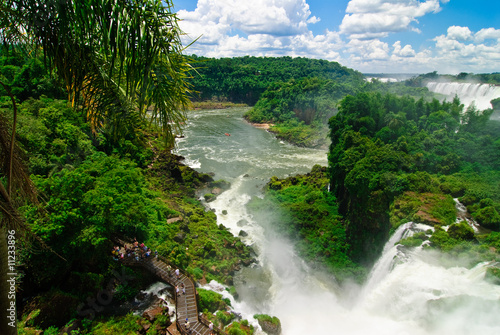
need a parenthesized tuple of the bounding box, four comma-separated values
(248, 165, 365, 282)
(328, 91, 500, 264)
(407, 71, 500, 87)
(188, 55, 365, 105)
(2, 7, 499, 331)
(0, 62, 254, 334)
(252, 90, 500, 285)
(0, 13, 255, 335)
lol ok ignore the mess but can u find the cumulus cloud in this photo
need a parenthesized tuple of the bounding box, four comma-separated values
(475, 28, 500, 42)
(340, 0, 443, 39)
(431, 26, 500, 73)
(179, 0, 316, 40)
(446, 26, 472, 41)
(176, 0, 498, 74)
(347, 39, 390, 60)
(178, 0, 344, 61)
(393, 41, 416, 57)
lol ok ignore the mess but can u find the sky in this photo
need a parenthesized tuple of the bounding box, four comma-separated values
(172, 0, 500, 74)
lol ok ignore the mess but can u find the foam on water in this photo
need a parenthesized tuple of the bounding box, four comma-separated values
(426, 82, 500, 111)
(175, 107, 500, 335)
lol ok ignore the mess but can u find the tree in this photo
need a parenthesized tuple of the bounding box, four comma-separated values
(0, 83, 38, 335)
(0, 1, 193, 333)
(1, 0, 193, 147)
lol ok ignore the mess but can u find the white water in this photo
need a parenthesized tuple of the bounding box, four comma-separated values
(426, 82, 500, 111)
(454, 198, 482, 233)
(176, 108, 500, 334)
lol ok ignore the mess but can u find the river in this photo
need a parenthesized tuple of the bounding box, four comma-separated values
(175, 107, 500, 335)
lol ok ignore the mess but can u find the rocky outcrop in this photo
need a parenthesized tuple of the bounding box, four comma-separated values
(254, 314, 282, 335)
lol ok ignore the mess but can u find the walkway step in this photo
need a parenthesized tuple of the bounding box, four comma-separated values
(118, 246, 222, 335)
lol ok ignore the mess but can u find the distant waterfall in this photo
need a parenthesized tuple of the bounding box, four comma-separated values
(426, 82, 500, 111)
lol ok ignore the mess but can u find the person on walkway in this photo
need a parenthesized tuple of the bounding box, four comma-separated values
(185, 318, 191, 334)
(175, 268, 180, 280)
(182, 284, 186, 295)
(175, 285, 179, 297)
(209, 321, 214, 335)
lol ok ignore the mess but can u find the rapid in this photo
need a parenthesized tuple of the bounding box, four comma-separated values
(175, 107, 500, 335)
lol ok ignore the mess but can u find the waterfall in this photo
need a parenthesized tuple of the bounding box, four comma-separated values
(426, 82, 500, 111)
(361, 222, 434, 298)
(454, 198, 482, 233)
(176, 107, 500, 335)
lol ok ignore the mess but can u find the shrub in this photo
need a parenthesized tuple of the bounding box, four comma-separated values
(197, 288, 228, 313)
(447, 222, 475, 241)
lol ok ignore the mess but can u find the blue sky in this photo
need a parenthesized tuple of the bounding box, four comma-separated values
(172, 0, 499, 74)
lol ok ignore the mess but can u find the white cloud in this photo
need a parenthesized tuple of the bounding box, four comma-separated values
(307, 16, 320, 24)
(340, 0, 442, 40)
(446, 26, 472, 41)
(179, 0, 315, 40)
(474, 28, 500, 42)
(177, 0, 498, 74)
(347, 39, 390, 60)
(431, 26, 500, 73)
(178, 0, 344, 61)
(393, 41, 416, 57)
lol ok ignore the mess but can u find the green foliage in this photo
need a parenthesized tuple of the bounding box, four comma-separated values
(328, 91, 500, 264)
(196, 288, 229, 314)
(0, 52, 66, 101)
(215, 311, 234, 327)
(249, 165, 366, 283)
(13, 98, 95, 175)
(429, 227, 462, 251)
(447, 222, 475, 241)
(390, 192, 456, 227)
(226, 321, 254, 335)
(399, 232, 428, 247)
(188, 56, 365, 105)
(24, 153, 171, 284)
(89, 314, 143, 335)
(269, 119, 328, 148)
(482, 232, 500, 250)
(474, 206, 500, 231)
(253, 314, 280, 326)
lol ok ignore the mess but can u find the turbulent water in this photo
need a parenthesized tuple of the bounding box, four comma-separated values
(426, 82, 500, 111)
(175, 107, 500, 335)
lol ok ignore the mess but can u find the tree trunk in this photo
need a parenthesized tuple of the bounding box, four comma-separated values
(0, 225, 17, 335)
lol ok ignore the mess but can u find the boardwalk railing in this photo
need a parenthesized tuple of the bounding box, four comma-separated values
(120, 250, 227, 335)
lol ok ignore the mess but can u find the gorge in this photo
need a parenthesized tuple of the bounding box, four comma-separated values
(175, 107, 500, 335)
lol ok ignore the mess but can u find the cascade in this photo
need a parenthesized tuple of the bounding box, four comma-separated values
(362, 222, 419, 296)
(454, 198, 482, 233)
(175, 107, 500, 335)
(426, 81, 500, 111)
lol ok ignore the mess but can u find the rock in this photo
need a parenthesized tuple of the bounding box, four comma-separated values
(180, 222, 190, 233)
(255, 315, 282, 335)
(167, 217, 183, 224)
(222, 210, 228, 215)
(204, 193, 217, 202)
(242, 258, 255, 266)
(136, 291, 148, 301)
(142, 306, 164, 322)
(210, 180, 231, 190)
(174, 232, 186, 242)
(59, 319, 81, 334)
(238, 230, 248, 237)
(237, 219, 248, 227)
(212, 187, 223, 195)
(243, 174, 250, 177)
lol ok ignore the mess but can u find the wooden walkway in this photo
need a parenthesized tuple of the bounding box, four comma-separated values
(122, 254, 217, 335)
